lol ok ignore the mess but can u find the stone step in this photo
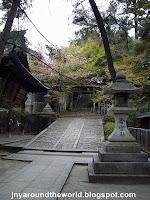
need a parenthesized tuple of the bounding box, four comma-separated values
(103, 141, 141, 153)
(98, 150, 148, 162)
(88, 163, 150, 184)
(93, 155, 150, 175)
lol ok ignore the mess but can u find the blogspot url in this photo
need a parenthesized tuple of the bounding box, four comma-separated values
(11, 191, 136, 199)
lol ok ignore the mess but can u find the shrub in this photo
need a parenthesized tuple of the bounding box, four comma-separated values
(103, 115, 114, 123)
(131, 40, 145, 55)
(127, 112, 138, 127)
(104, 121, 115, 139)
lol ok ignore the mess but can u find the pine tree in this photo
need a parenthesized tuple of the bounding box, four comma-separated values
(113, 0, 149, 39)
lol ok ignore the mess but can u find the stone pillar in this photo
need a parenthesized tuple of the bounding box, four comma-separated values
(25, 93, 33, 113)
(93, 102, 95, 112)
(108, 108, 136, 142)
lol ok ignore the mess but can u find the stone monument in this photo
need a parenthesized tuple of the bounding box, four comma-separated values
(41, 93, 55, 115)
(88, 72, 150, 183)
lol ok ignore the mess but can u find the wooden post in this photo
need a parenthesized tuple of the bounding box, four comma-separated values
(98, 102, 100, 114)
(104, 101, 106, 115)
(70, 93, 73, 111)
(93, 102, 95, 112)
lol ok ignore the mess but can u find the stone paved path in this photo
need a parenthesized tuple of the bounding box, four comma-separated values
(0, 150, 94, 200)
(0, 112, 104, 199)
(26, 112, 104, 151)
(59, 165, 150, 200)
(1, 150, 150, 200)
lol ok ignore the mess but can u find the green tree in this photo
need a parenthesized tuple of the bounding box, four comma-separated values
(46, 36, 110, 84)
(89, 0, 116, 82)
(72, 0, 99, 41)
(112, 0, 150, 39)
(72, 0, 116, 82)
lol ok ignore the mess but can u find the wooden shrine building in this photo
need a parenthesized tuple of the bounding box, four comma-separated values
(0, 51, 49, 107)
(136, 112, 150, 129)
(0, 51, 50, 135)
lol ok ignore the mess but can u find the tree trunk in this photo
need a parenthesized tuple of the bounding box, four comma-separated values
(133, 1, 138, 40)
(89, 0, 116, 82)
(0, 0, 21, 63)
(134, 13, 138, 39)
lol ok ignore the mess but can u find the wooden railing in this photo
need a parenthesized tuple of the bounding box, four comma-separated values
(129, 127, 150, 150)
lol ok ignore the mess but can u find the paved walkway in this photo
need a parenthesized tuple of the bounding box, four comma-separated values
(0, 150, 94, 200)
(59, 165, 150, 200)
(0, 111, 149, 200)
(26, 112, 104, 151)
(1, 150, 150, 200)
(0, 112, 104, 199)
(0, 134, 33, 148)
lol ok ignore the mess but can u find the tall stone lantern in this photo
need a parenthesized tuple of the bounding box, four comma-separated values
(103, 71, 141, 153)
(88, 71, 150, 183)
(107, 71, 137, 143)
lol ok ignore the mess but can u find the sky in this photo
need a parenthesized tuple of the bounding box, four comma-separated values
(0, 0, 135, 52)
(25, 0, 77, 49)
(0, 0, 110, 51)
(19, 0, 110, 50)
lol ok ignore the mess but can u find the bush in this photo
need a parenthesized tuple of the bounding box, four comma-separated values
(127, 112, 138, 127)
(131, 40, 145, 55)
(103, 115, 115, 123)
(104, 122, 115, 139)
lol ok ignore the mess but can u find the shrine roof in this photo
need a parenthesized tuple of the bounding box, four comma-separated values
(136, 112, 150, 119)
(0, 53, 49, 93)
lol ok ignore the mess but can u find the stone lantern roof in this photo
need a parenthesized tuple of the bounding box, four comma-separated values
(107, 71, 138, 94)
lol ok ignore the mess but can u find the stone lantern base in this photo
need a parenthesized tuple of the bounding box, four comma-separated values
(88, 104, 150, 183)
(102, 141, 141, 153)
(88, 140, 150, 183)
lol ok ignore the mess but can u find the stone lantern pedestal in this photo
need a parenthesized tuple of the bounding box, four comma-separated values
(88, 72, 150, 183)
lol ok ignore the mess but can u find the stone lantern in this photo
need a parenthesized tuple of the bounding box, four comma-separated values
(88, 71, 150, 183)
(42, 92, 54, 114)
(107, 71, 137, 142)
